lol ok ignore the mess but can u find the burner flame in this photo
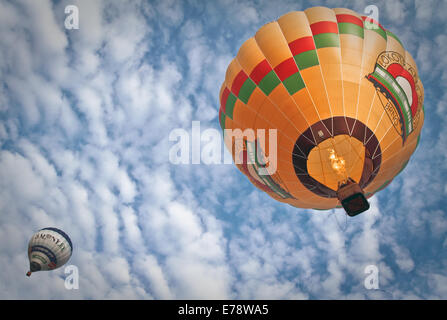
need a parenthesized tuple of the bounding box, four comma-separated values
(329, 149, 347, 182)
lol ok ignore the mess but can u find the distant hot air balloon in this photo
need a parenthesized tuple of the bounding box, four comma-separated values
(219, 7, 424, 216)
(26, 227, 73, 277)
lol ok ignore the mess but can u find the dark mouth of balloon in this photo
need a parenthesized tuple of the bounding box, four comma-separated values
(30, 261, 41, 272)
(292, 116, 381, 198)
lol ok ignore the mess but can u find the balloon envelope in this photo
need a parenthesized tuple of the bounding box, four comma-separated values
(219, 7, 424, 210)
(27, 227, 73, 276)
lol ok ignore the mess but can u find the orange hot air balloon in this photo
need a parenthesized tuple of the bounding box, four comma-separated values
(219, 7, 424, 216)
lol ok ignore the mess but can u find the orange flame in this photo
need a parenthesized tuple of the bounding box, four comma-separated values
(329, 149, 347, 182)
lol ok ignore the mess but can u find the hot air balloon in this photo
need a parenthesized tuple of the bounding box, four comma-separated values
(26, 227, 73, 277)
(219, 7, 424, 216)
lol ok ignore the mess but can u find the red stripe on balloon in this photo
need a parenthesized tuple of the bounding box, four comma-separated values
(249, 59, 272, 85)
(220, 87, 231, 113)
(310, 21, 338, 35)
(274, 57, 299, 81)
(288, 36, 316, 56)
(336, 14, 363, 27)
(231, 71, 248, 96)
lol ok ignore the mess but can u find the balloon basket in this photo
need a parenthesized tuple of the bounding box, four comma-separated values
(337, 178, 370, 217)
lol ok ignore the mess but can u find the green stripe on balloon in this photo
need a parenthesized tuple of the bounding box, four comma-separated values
(362, 16, 387, 41)
(371, 27, 387, 40)
(294, 50, 319, 70)
(314, 33, 340, 49)
(337, 22, 364, 38)
(225, 92, 237, 119)
(283, 72, 305, 95)
(258, 70, 281, 95)
(219, 112, 226, 130)
(386, 30, 403, 47)
(238, 78, 256, 104)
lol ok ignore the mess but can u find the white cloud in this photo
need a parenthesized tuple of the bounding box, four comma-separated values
(427, 273, 447, 299)
(0, 0, 445, 300)
(133, 254, 172, 299)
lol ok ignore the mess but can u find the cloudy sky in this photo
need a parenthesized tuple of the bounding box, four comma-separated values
(0, 0, 446, 299)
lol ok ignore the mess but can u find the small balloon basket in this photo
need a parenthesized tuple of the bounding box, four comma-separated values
(337, 178, 370, 217)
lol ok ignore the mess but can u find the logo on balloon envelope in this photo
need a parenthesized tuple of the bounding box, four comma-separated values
(367, 51, 423, 144)
(235, 138, 295, 200)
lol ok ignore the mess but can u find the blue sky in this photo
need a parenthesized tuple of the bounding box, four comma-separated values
(0, 0, 446, 299)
